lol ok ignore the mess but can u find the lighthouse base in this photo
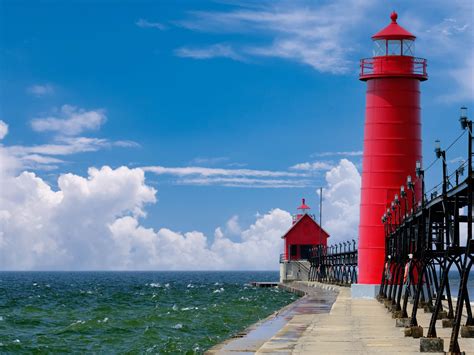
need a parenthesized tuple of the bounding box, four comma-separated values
(351, 284, 380, 299)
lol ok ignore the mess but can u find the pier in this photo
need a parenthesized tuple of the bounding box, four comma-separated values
(209, 282, 474, 354)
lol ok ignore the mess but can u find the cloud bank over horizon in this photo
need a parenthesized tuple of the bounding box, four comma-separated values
(0, 121, 361, 270)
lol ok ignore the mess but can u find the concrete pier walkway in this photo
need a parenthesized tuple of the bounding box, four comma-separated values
(259, 283, 474, 354)
(209, 282, 474, 354)
(257, 286, 425, 354)
(206, 282, 337, 354)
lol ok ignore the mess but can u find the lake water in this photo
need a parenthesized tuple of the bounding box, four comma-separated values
(0, 271, 297, 353)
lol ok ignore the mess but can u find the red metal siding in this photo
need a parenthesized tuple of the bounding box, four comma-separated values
(283, 215, 329, 260)
(358, 13, 426, 284)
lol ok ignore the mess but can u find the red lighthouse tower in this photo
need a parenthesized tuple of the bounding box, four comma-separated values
(358, 12, 428, 286)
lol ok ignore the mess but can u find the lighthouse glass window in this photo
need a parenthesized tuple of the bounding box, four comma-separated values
(402, 40, 415, 56)
(373, 40, 385, 56)
(387, 40, 402, 55)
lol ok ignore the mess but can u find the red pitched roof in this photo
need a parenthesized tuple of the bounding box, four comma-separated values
(281, 213, 330, 239)
(372, 11, 416, 40)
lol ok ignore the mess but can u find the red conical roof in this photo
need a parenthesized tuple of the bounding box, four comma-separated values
(372, 11, 415, 40)
(297, 198, 310, 210)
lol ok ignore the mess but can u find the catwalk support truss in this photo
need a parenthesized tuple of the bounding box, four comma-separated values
(379, 109, 474, 353)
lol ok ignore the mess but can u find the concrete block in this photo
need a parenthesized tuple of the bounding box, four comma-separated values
(405, 325, 423, 338)
(392, 310, 403, 319)
(441, 318, 453, 328)
(437, 310, 448, 320)
(461, 325, 474, 338)
(351, 283, 380, 299)
(420, 337, 444, 352)
(388, 303, 397, 312)
(396, 317, 411, 327)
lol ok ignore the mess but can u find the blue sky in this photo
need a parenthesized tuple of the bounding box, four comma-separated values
(0, 0, 473, 269)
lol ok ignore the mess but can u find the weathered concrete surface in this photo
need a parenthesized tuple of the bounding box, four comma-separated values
(209, 281, 474, 354)
(257, 287, 429, 354)
(206, 282, 336, 355)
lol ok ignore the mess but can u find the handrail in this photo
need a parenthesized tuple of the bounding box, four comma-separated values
(360, 56, 427, 78)
(279, 253, 286, 263)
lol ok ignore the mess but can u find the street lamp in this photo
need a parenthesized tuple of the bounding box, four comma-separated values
(459, 106, 468, 130)
(387, 208, 392, 232)
(407, 175, 415, 213)
(400, 185, 408, 220)
(434, 140, 447, 196)
(394, 194, 400, 224)
(416, 160, 425, 207)
(434, 139, 443, 159)
(416, 160, 423, 178)
(459, 106, 472, 264)
(456, 164, 465, 185)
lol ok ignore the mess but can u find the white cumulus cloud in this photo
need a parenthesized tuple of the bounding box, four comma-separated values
(0, 140, 361, 269)
(0, 144, 293, 269)
(0, 165, 157, 270)
(319, 159, 361, 244)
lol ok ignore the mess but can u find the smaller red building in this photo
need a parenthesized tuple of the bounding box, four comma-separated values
(282, 198, 329, 260)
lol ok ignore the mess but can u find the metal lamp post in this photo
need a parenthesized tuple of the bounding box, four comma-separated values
(400, 185, 408, 220)
(450, 107, 473, 352)
(407, 175, 415, 213)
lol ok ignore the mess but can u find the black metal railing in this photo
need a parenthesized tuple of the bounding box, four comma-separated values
(308, 240, 358, 286)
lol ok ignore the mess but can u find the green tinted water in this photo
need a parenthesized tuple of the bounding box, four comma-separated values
(0, 271, 297, 353)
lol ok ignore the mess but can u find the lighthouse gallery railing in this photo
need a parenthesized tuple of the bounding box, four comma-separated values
(360, 56, 427, 78)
